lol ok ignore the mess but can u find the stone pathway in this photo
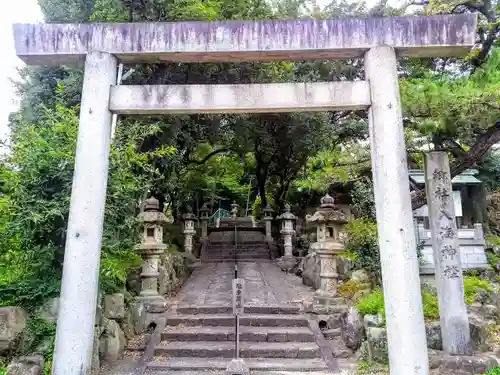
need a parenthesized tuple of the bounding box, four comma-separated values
(102, 260, 350, 374)
(169, 260, 315, 307)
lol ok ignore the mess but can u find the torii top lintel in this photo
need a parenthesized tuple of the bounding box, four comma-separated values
(13, 14, 477, 65)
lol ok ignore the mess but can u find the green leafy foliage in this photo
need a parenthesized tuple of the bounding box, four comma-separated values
(421, 287, 440, 320)
(356, 287, 440, 321)
(22, 317, 57, 375)
(483, 366, 500, 375)
(343, 218, 380, 279)
(355, 288, 385, 317)
(0, 103, 175, 308)
(463, 276, 493, 304)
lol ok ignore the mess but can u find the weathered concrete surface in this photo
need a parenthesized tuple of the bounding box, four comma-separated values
(365, 46, 428, 374)
(13, 14, 476, 65)
(109, 81, 371, 114)
(170, 261, 314, 306)
(424, 151, 471, 355)
(51, 51, 117, 375)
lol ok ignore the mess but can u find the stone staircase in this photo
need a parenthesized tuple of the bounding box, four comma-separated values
(144, 305, 331, 374)
(202, 241, 270, 262)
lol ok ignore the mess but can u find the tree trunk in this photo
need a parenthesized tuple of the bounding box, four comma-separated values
(256, 166, 268, 208)
(411, 121, 500, 210)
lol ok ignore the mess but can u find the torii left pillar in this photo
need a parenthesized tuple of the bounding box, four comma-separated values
(52, 51, 117, 375)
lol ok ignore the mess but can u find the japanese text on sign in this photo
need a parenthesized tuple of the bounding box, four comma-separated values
(232, 278, 245, 315)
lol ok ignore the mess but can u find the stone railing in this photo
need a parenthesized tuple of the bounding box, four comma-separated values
(416, 223, 488, 274)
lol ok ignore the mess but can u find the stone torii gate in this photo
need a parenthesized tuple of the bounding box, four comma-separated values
(13, 14, 476, 375)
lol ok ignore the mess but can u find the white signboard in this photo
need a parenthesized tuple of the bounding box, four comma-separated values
(232, 278, 245, 315)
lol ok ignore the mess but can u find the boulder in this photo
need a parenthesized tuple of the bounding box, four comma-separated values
(126, 267, 142, 296)
(340, 307, 365, 350)
(363, 314, 384, 329)
(99, 318, 126, 362)
(425, 321, 443, 350)
(468, 313, 491, 352)
(275, 256, 299, 273)
(428, 349, 499, 374)
(328, 337, 354, 358)
(36, 297, 60, 324)
(468, 303, 497, 322)
(351, 269, 370, 284)
(0, 307, 27, 355)
(103, 293, 125, 321)
(6, 356, 43, 375)
(301, 252, 320, 289)
(120, 309, 135, 340)
(365, 327, 388, 364)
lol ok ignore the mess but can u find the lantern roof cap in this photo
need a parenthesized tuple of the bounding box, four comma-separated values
(144, 196, 159, 212)
(278, 203, 296, 220)
(307, 193, 348, 223)
(183, 206, 197, 220)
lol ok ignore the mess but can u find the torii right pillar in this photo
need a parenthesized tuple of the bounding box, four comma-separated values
(365, 46, 429, 374)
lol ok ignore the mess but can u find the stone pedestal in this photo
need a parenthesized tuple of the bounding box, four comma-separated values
(263, 206, 274, 241)
(231, 201, 240, 219)
(278, 204, 296, 262)
(424, 151, 471, 355)
(183, 208, 196, 255)
(199, 203, 210, 239)
(135, 197, 168, 312)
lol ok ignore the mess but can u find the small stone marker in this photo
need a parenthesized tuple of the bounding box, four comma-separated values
(228, 278, 248, 375)
(226, 358, 249, 375)
(232, 278, 245, 315)
(424, 151, 471, 355)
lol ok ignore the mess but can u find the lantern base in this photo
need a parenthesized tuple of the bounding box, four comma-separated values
(314, 289, 345, 307)
(275, 255, 298, 272)
(137, 295, 168, 313)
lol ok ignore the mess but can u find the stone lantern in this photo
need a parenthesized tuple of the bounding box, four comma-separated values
(278, 204, 296, 260)
(231, 200, 239, 219)
(307, 194, 348, 303)
(262, 205, 274, 241)
(199, 203, 210, 239)
(135, 196, 167, 306)
(183, 206, 196, 255)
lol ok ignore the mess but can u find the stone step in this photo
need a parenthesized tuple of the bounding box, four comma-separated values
(162, 326, 314, 342)
(208, 243, 268, 246)
(165, 314, 309, 327)
(204, 249, 270, 255)
(203, 253, 270, 259)
(202, 256, 270, 262)
(146, 358, 328, 372)
(202, 259, 271, 263)
(175, 304, 300, 315)
(154, 341, 321, 358)
(322, 328, 342, 339)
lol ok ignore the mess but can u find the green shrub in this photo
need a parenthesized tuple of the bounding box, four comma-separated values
(356, 288, 385, 317)
(356, 287, 440, 321)
(463, 276, 493, 304)
(338, 279, 371, 300)
(344, 219, 380, 280)
(22, 316, 57, 375)
(0, 277, 60, 310)
(421, 288, 439, 320)
(251, 195, 274, 219)
(483, 366, 500, 375)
